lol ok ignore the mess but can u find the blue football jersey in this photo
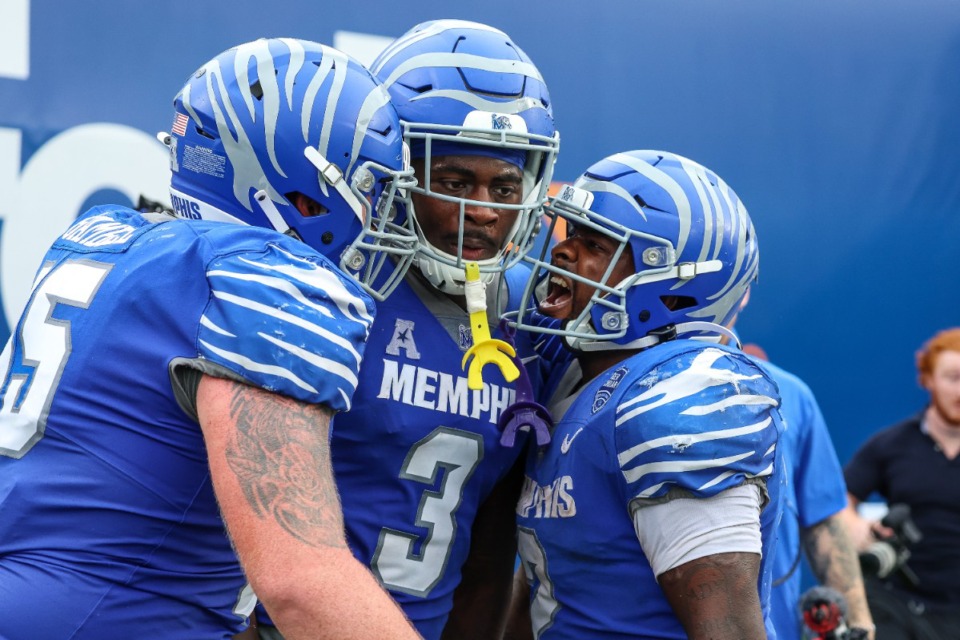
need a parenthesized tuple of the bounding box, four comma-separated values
(0, 206, 373, 639)
(329, 269, 552, 640)
(760, 360, 847, 640)
(515, 340, 785, 639)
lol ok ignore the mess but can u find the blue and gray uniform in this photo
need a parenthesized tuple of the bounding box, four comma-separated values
(760, 360, 847, 640)
(0, 205, 372, 639)
(330, 268, 562, 640)
(516, 340, 784, 639)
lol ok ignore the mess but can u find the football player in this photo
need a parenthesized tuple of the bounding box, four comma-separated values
(286, 19, 560, 640)
(0, 39, 420, 639)
(506, 150, 785, 639)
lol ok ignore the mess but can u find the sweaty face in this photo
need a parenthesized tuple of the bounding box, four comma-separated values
(539, 224, 635, 321)
(925, 350, 960, 427)
(412, 155, 523, 262)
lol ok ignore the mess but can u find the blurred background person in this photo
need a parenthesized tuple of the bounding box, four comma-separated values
(843, 327, 960, 640)
(731, 292, 873, 640)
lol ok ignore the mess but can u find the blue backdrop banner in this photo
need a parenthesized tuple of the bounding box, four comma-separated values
(1, 0, 958, 461)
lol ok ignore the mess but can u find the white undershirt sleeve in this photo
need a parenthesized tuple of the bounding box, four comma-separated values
(631, 482, 763, 580)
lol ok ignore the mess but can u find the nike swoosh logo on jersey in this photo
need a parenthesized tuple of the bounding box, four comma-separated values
(520, 354, 539, 364)
(560, 427, 584, 454)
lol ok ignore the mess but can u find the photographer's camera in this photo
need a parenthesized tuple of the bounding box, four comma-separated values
(858, 503, 922, 586)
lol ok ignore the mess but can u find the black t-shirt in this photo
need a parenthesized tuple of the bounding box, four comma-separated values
(844, 413, 960, 605)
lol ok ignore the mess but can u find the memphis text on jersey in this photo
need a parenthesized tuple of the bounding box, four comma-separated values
(375, 318, 517, 424)
(517, 475, 577, 519)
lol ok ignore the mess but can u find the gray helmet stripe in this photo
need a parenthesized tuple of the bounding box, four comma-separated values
(380, 52, 543, 90)
(232, 41, 285, 179)
(301, 50, 333, 143)
(278, 38, 305, 110)
(408, 90, 541, 115)
(679, 159, 717, 265)
(608, 152, 692, 259)
(260, 42, 284, 178)
(575, 178, 648, 222)
(371, 21, 508, 74)
(706, 196, 755, 307)
(180, 80, 198, 127)
(319, 45, 349, 165)
(205, 58, 261, 210)
(348, 84, 392, 179)
(300, 46, 341, 197)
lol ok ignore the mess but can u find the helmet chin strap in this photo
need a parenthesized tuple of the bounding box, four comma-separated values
(411, 178, 535, 296)
(571, 321, 741, 353)
(413, 248, 498, 295)
(253, 190, 292, 235)
(304, 146, 367, 222)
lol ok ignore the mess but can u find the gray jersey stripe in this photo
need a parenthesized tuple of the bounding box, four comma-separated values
(617, 418, 773, 468)
(199, 339, 319, 395)
(210, 290, 363, 366)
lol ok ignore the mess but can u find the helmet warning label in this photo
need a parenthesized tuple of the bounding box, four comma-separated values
(183, 145, 226, 179)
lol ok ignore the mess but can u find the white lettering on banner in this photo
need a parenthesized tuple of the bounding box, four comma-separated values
(376, 358, 516, 424)
(332, 31, 392, 68)
(0, 0, 29, 80)
(0, 124, 170, 329)
(0, 28, 390, 334)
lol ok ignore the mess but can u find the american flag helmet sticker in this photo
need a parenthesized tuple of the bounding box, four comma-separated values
(171, 112, 189, 137)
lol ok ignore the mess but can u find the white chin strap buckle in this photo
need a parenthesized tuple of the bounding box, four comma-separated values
(304, 146, 364, 221)
(678, 260, 720, 280)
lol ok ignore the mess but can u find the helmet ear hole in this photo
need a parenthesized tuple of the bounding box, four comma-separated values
(662, 295, 697, 312)
(287, 192, 329, 218)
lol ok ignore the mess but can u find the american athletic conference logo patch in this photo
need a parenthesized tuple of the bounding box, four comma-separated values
(592, 365, 629, 414)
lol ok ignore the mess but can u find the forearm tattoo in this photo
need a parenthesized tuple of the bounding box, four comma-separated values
(804, 515, 871, 624)
(224, 384, 346, 549)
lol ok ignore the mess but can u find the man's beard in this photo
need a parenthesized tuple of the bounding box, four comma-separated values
(930, 394, 960, 428)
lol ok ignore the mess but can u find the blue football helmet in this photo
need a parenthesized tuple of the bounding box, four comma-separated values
(162, 38, 417, 300)
(509, 150, 759, 351)
(370, 20, 560, 294)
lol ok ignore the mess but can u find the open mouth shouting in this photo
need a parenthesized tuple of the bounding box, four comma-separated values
(539, 274, 574, 317)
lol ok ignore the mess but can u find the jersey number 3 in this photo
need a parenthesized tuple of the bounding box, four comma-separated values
(0, 260, 111, 458)
(372, 427, 483, 596)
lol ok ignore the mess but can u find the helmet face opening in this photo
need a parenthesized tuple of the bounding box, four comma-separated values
(508, 150, 759, 351)
(164, 38, 419, 300)
(371, 20, 559, 294)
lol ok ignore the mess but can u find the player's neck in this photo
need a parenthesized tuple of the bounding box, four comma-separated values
(408, 267, 468, 310)
(577, 349, 635, 385)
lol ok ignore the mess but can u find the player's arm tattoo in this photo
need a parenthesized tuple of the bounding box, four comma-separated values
(659, 552, 766, 640)
(223, 382, 346, 550)
(803, 514, 874, 633)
